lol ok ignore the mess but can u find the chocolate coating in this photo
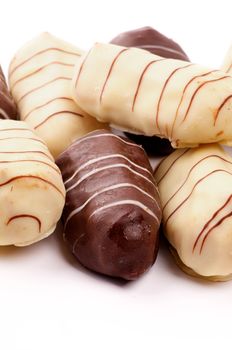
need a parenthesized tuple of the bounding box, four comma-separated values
(57, 130, 161, 280)
(0, 67, 17, 119)
(111, 26, 190, 155)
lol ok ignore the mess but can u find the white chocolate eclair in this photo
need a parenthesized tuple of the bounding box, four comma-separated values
(72, 43, 232, 148)
(9, 33, 105, 158)
(0, 120, 65, 246)
(221, 45, 232, 74)
(154, 144, 232, 281)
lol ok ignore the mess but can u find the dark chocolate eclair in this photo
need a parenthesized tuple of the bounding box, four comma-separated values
(57, 129, 162, 280)
(111, 26, 189, 156)
(0, 67, 17, 119)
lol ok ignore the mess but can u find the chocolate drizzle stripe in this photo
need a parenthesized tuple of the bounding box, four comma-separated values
(0, 175, 64, 197)
(66, 163, 156, 193)
(155, 149, 190, 184)
(7, 215, 41, 232)
(132, 59, 164, 112)
(9, 48, 80, 77)
(34, 111, 84, 129)
(99, 48, 128, 103)
(64, 154, 153, 185)
(163, 155, 232, 210)
(17, 77, 71, 104)
(214, 94, 232, 126)
(0, 128, 30, 133)
(64, 182, 159, 230)
(23, 97, 73, 120)
(0, 150, 53, 161)
(88, 200, 159, 221)
(11, 61, 75, 90)
(170, 70, 217, 138)
(199, 210, 232, 253)
(72, 133, 143, 150)
(0, 159, 59, 172)
(164, 169, 232, 228)
(181, 76, 231, 124)
(74, 49, 92, 89)
(155, 63, 193, 132)
(0, 136, 46, 146)
(193, 195, 232, 253)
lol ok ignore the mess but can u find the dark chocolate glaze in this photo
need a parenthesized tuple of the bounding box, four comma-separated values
(0, 67, 17, 119)
(57, 130, 161, 280)
(111, 26, 190, 156)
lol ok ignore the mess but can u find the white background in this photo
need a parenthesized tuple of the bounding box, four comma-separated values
(0, 0, 232, 349)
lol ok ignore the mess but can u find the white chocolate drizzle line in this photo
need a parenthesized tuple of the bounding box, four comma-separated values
(0, 108, 9, 119)
(64, 154, 153, 185)
(64, 182, 159, 230)
(66, 163, 156, 193)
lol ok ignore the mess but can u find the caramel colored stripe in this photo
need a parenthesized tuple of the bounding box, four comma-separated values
(9, 48, 80, 77)
(193, 195, 232, 253)
(170, 70, 217, 139)
(0, 150, 53, 160)
(181, 76, 231, 123)
(74, 49, 92, 89)
(17, 77, 71, 104)
(11, 61, 74, 90)
(7, 215, 41, 232)
(0, 159, 59, 173)
(163, 155, 232, 210)
(99, 48, 128, 103)
(0, 136, 46, 146)
(34, 110, 84, 129)
(214, 94, 232, 126)
(155, 64, 193, 132)
(0, 128, 29, 132)
(132, 59, 164, 112)
(0, 175, 64, 197)
(200, 211, 232, 253)
(24, 97, 73, 120)
(164, 169, 232, 228)
(155, 149, 190, 184)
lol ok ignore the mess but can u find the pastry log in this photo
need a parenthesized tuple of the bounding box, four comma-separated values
(154, 144, 232, 280)
(9, 33, 105, 158)
(56, 130, 161, 280)
(72, 43, 232, 148)
(0, 120, 65, 246)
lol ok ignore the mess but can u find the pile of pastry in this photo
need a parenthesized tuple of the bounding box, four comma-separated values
(1, 26, 232, 281)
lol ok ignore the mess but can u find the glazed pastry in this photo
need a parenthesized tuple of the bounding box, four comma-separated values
(9, 32, 106, 158)
(0, 120, 65, 246)
(154, 144, 232, 281)
(221, 45, 232, 74)
(72, 43, 232, 148)
(111, 26, 191, 155)
(111, 26, 189, 60)
(0, 67, 17, 119)
(56, 129, 161, 280)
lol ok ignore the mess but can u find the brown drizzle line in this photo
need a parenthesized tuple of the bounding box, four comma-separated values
(193, 195, 232, 254)
(164, 169, 232, 228)
(11, 61, 74, 90)
(214, 94, 232, 126)
(34, 111, 84, 129)
(0, 136, 46, 146)
(7, 215, 41, 232)
(132, 59, 164, 112)
(163, 154, 232, 210)
(74, 49, 92, 89)
(99, 48, 128, 103)
(17, 77, 71, 104)
(9, 48, 80, 77)
(0, 159, 59, 173)
(0, 150, 53, 161)
(23, 97, 73, 120)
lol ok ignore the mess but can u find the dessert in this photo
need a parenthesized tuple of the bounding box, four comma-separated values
(72, 43, 232, 148)
(56, 129, 161, 280)
(221, 45, 232, 74)
(9, 32, 106, 158)
(0, 120, 65, 246)
(154, 144, 232, 281)
(0, 67, 17, 119)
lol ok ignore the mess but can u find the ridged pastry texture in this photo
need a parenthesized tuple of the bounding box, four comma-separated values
(154, 144, 232, 280)
(9, 32, 106, 158)
(72, 43, 232, 148)
(0, 120, 65, 246)
(56, 130, 162, 280)
(0, 67, 17, 119)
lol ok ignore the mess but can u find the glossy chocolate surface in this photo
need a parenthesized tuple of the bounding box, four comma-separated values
(0, 67, 17, 119)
